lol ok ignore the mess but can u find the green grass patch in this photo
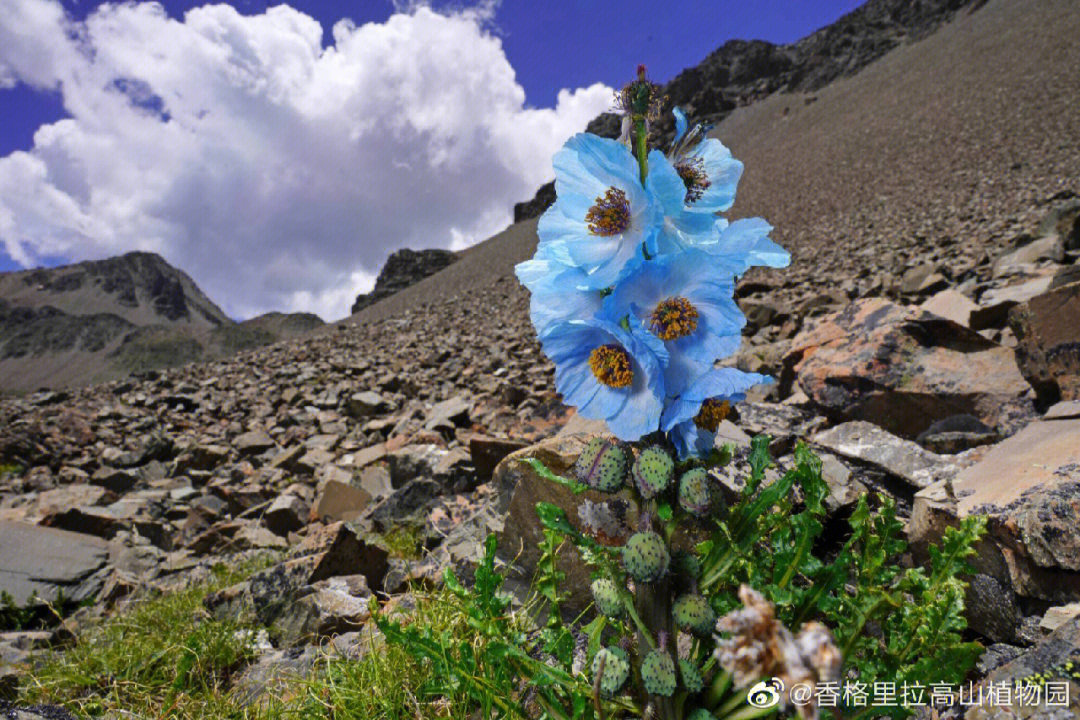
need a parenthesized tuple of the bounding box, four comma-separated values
(0, 462, 24, 477)
(18, 563, 263, 719)
(369, 524, 425, 560)
(14, 556, 518, 720)
(286, 586, 512, 720)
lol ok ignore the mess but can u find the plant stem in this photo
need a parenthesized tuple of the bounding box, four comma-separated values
(634, 116, 648, 185)
(636, 575, 676, 720)
(623, 597, 655, 651)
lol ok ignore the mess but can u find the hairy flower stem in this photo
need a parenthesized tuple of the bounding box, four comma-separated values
(634, 116, 649, 186)
(636, 574, 676, 720)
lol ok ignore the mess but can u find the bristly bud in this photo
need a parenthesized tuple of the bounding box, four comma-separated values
(632, 445, 675, 499)
(573, 437, 628, 493)
(615, 66, 665, 121)
(590, 578, 624, 619)
(673, 593, 716, 636)
(671, 550, 701, 580)
(640, 647, 678, 697)
(677, 467, 713, 516)
(592, 646, 631, 697)
(622, 530, 669, 583)
(679, 659, 705, 694)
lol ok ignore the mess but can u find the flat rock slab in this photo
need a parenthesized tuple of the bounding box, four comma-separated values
(955, 418, 1080, 516)
(912, 418, 1080, 603)
(813, 421, 964, 490)
(0, 521, 109, 604)
(1045, 400, 1080, 420)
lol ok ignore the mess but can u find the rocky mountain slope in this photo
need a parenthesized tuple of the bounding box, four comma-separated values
(350, 248, 457, 314)
(2, 0, 1080, 715)
(0, 253, 324, 395)
(515, 0, 990, 221)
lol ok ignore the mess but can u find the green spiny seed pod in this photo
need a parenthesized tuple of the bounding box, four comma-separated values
(590, 578, 624, 619)
(640, 648, 677, 696)
(671, 550, 701, 580)
(673, 594, 716, 636)
(686, 710, 715, 720)
(632, 445, 674, 499)
(622, 531, 669, 583)
(679, 659, 705, 693)
(573, 437, 628, 493)
(677, 467, 712, 516)
(591, 646, 630, 697)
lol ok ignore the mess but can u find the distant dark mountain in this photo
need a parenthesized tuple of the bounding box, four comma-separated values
(350, 248, 458, 314)
(0, 252, 324, 394)
(514, 0, 986, 222)
(0, 251, 229, 328)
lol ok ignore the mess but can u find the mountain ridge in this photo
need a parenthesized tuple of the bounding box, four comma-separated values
(515, 0, 988, 222)
(0, 252, 325, 394)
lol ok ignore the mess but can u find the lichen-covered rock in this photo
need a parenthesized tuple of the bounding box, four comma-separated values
(783, 299, 1036, 439)
(1009, 281, 1080, 404)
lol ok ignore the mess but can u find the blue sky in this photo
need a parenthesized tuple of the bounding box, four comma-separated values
(0, 0, 864, 318)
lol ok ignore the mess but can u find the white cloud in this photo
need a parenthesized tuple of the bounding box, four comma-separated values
(0, 0, 612, 320)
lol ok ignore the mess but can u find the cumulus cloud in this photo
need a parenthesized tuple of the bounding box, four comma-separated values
(0, 0, 612, 320)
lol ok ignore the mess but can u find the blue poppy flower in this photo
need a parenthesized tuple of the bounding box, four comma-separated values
(667, 107, 744, 215)
(515, 247, 605, 338)
(536, 133, 661, 289)
(644, 150, 719, 257)
(661, 367, 772, 459)
(698, 217, 791, 275)
(539, 318, 668, 441)
(604, 248, 746, 397)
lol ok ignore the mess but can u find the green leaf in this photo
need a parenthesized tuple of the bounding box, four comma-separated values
(520, 458, 588, 494)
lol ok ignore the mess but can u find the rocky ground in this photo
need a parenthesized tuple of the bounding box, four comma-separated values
(1, 0, 1080, 718)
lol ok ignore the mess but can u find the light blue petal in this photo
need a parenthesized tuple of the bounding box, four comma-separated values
(539, 319, 666, 442)
(668, 420, 714, 460)
(688, 139, 743, 213)
(660, 367, 772, 431)
(697, 217, 791, 272)
(645, 152, 723, 256)
(672, 107, 688, 146)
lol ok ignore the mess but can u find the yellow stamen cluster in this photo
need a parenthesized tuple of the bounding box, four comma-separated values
(675, 157, 711, 203)
(650, 296, 699, 341)
(588, 344, 634, 388)
(585, 187, 631, 236)
(694, 397, 731, 432)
